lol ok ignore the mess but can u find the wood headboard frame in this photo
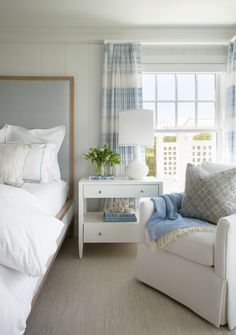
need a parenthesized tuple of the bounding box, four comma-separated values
(0, 76, 74, 198)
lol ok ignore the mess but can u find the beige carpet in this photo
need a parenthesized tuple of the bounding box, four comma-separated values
(25, 238, 235, 335)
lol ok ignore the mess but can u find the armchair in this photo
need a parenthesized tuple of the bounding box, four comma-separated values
(135, 167, 236, 329)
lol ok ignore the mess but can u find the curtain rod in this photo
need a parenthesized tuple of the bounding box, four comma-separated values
(104, 40, 229, 46)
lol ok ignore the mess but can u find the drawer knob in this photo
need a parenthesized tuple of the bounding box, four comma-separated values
(98, 232, 102, 236)
(98, 190, 102, 194)
(141, 190, 144, 193)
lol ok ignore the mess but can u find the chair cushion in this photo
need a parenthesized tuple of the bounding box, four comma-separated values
(145, 224, 216, 266)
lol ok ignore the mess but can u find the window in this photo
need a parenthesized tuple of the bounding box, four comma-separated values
(143, 73, 220, 193)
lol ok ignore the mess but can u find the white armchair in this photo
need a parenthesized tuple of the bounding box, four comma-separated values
(135, 198, 236, 329)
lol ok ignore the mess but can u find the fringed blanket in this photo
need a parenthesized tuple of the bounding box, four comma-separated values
(147, 193, 211, 249)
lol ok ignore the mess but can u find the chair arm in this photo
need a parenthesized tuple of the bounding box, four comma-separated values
(138, 199, 155, 243)
(215, 213, 236, 279)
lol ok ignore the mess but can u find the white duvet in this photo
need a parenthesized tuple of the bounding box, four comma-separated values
(0, 274, 31, 335)
(0, 184, 64, 335)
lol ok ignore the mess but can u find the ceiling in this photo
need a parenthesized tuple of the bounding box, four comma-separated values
(0, 0, 235, 29)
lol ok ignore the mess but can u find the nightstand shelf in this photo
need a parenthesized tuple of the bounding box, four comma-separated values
(78, 177, 163, 258)
(84, 211, 139, 224)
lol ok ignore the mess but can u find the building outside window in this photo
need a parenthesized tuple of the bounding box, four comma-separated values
(143, 73, 221, 192)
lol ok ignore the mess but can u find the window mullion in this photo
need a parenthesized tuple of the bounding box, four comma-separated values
(195, 74, 198, 128)
(155, 74, 158, 128)
(175, 73, 178, 127)
(215, 73, 219, 129)
(215, 73, 222, 162)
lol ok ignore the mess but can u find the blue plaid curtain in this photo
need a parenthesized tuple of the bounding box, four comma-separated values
(101, 43, 143, 176)
(225, 40, 236, 163)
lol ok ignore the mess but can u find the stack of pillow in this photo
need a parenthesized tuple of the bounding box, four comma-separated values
(181, 162, 236, 224)
(0, 124, 66, 187)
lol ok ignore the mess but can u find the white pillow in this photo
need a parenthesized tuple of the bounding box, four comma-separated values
(23, 143, 58, 183)
(0, 184, 64, 276)
(0, 144, 31, 187)
(6, 124, 66, 181)
(0, 124, 7, 143)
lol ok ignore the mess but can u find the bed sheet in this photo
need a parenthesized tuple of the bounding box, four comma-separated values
(21, 180, 68, 216)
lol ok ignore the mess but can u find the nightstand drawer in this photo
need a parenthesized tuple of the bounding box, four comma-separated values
(83, 184, 159, 198)
(84, 223, 138, 243)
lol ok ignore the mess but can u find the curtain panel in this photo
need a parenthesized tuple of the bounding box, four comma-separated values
(101, 43, 143, 176)
(225, 40, 236, 163)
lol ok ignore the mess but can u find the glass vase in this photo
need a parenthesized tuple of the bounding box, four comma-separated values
(95, 162, 105, 176)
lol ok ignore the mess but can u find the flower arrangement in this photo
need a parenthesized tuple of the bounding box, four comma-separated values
(83, 144, 121, 176)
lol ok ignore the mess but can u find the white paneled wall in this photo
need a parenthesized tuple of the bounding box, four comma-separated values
(0, 40, 228, 221)
(0, 42, 104, 224)
(0, 41, 104, 189)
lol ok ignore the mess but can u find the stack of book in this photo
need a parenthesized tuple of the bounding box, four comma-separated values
(104, 211, 137, 222)
(89, 176, 114, 180)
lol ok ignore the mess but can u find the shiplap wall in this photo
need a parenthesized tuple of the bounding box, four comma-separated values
(0, 42, 104, 186)
(0, 42, 228, 182)
(0, 41, 228, 222)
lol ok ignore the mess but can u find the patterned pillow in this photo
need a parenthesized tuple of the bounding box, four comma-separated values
(201, 162, 235, 174)
(180, 163, 236, 224)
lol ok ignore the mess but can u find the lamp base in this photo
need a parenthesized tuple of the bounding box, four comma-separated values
(125, 145, 149, 180)
(126, 160, 149, 180)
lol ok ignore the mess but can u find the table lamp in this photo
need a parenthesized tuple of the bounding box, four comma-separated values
(119, 109, 154, 180)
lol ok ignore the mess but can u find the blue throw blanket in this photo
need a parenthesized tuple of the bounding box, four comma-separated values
(147, 193, 211, 248)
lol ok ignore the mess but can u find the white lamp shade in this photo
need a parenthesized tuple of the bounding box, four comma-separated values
(118, 109, 154, 146)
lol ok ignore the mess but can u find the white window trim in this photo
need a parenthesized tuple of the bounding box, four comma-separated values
(143, 72, 220, 131)
(143, 73, 226, 190)
(143, 71, 224, 161)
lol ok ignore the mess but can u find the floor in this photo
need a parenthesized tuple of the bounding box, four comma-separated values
(26, 238, 235, 335)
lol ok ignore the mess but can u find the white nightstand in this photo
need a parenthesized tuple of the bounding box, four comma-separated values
(78, 177, 163, 258)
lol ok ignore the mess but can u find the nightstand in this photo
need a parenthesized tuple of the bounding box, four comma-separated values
(78, 177, 163, 258)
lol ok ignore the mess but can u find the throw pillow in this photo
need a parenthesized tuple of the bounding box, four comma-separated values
(0, 144, 31, 187)
(0, 124, 7, 143)
(180, 163, 236, 224)
(5, 124, 66, 181)
(201, 162, 235, 174)
(22, 143, 58, 183)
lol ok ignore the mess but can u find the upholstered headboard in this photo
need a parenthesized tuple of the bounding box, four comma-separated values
(0, 76, 74, 197)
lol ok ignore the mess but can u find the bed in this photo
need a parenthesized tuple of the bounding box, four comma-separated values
(0, 76, 74, 335)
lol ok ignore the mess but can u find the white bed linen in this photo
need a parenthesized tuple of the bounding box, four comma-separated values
(0, 202, 73, 335)
(0, 181, 71, 335)
(21, 180, 68, 216)
(0, 185, 64, 276)
(0, 274, 31, 335)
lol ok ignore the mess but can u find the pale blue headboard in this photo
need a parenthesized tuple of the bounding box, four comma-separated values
(0, 76, 74, 196)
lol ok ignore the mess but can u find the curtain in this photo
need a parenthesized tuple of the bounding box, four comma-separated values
(101, 43, 143, 176)
(225, 40, 236, 163)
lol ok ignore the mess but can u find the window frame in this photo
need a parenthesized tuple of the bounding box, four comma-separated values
(142, 71, 224, 182)
(142, 72, 222, 134)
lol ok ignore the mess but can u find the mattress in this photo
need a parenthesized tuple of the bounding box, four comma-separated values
(21, 180, 69, 216)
